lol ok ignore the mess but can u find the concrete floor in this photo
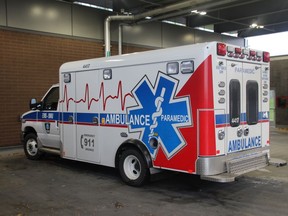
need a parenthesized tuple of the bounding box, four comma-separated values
(1, 128, 287, 216)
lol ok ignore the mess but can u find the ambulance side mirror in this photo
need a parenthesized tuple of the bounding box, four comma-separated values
(29, 98, 42, 110)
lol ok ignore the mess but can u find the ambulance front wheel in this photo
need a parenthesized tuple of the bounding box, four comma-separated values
(119, 148, 150, 186)
(24, 133, 43, 160)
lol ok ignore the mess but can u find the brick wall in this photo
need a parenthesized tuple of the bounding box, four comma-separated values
(0, 28, 152, 147)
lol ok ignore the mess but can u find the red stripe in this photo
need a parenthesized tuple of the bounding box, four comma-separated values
(100, 124, 128, 128)
(25, 119, 56, 123)
(59, 121, 128, 128)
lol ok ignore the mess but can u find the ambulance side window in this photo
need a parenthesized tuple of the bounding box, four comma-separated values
(43, 87, 59, 110)
(229, 80, 240, 127)
(103, 69, 112, 80)
(246, 81, 259, 125)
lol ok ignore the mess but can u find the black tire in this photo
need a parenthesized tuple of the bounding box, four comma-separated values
(118, 148, 150, 186)
(24, 133, 43, 160)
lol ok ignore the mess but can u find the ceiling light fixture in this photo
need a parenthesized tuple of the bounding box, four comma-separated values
(250, 23, 264, 29)
(191, 10, 207, 15)
(74, 1, 113, 11)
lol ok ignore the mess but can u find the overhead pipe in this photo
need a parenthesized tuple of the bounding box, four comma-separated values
(104, 15, 134, 57)
(118, 24, 123, 55)
(104, 0, 222, 57)
(104, 0, 202, 57)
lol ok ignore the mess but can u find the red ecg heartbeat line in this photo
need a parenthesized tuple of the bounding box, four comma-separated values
(59, 81, 133, 111)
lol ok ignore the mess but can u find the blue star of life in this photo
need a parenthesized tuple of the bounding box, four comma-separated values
(127, 73, 192, 158)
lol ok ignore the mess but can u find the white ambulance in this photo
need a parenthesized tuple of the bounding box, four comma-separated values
(21, 41, 271, 186)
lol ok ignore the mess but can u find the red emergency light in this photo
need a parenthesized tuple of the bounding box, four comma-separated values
(235, 47, 242, 54)
(263, 51, 270, 62)
(217, 43, 226, 56)
(250, 50, 256, 56)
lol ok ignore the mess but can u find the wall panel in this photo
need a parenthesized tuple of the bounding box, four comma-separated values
(0, 0, 6, 26)
(194, 29, 222, 43)
(7, 0, 72, 35)
(162, 23, 195, 48)
(73, 5, 109, 39)
(121, 22, 162, 48)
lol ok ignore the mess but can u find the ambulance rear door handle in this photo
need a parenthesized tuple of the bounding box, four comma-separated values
(237, 127, 243, 137)
(244, 127, 249, 136)
(231, 63, 236, 67)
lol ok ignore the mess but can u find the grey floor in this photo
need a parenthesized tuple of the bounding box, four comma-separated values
(0, 128, 287, 216)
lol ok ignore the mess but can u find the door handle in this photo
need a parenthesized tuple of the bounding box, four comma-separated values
(68, 116, 74, 123)
(92, 117, 98, 125)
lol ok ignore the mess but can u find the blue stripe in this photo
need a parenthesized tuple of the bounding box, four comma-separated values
(77, 113, 99, 124)
(216, 111, 269, 125)
(23, 111, 269, 125)
(22, 112, 37, 120)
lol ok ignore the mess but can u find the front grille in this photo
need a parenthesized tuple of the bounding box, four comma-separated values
(226, 152, 269, 175)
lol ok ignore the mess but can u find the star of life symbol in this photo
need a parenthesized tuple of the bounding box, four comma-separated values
(127, 72, 192, 159)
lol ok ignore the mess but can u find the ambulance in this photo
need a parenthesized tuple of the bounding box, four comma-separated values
(21, 41, 271, 186)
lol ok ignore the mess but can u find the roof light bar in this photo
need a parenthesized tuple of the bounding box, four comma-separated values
(217, 43, 270, 63)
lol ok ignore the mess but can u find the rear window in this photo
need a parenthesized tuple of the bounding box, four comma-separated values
(246, 80, 259, 125)
(229, 79, 241, 127)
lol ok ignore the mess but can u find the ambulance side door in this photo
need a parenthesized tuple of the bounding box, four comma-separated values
(37, 86, 61, 149)
(60, 73, 77, 159)
(75, 70, 100, 163)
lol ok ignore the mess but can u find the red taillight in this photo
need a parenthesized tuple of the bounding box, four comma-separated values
(263, 51, 270, 62)
(217, 43, 226, 56)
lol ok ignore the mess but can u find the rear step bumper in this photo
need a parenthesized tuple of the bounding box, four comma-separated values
(197, 147, 270, 183)
(200, 157, 287, 183)
(200, 152, 269, 183)
(201, 173, 237, 183)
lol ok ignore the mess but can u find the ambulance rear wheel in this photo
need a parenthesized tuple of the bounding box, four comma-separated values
(24, 134, 43, 160)
(119, 148, 150, 186)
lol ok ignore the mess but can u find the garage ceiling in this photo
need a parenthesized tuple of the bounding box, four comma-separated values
(64, 0, 288, 37)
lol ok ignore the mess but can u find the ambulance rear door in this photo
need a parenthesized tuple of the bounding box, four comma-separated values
(226, 60, 262, 154)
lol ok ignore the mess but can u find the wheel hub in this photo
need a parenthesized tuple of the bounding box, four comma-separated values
(123, 155, 141, 180)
